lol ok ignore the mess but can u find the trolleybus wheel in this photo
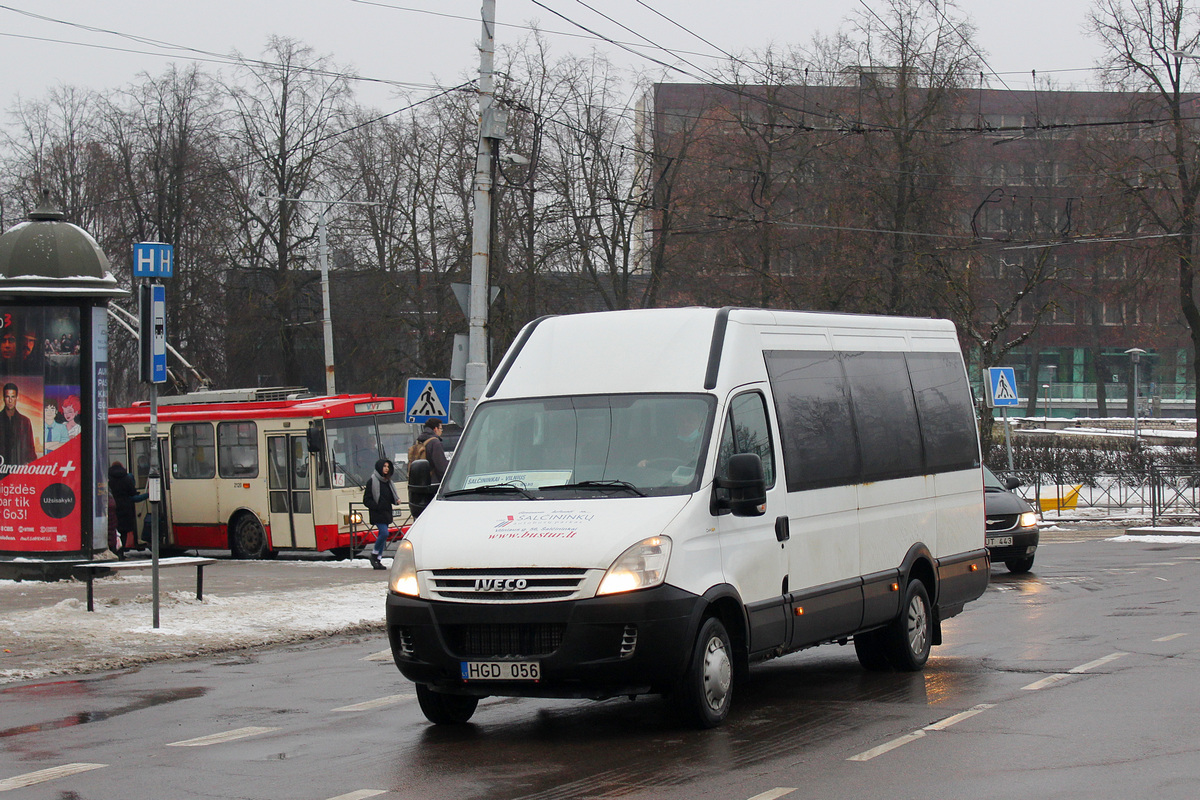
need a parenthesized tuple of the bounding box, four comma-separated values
(231, 514, 270, 560)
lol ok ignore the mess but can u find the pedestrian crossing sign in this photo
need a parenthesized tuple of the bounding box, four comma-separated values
(987, 367, 1020, 408)
(405, 378, 451, 423)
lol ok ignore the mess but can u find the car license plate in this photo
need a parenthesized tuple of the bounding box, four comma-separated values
(460, 661, 540, 681)
(986, 536, 1013, 547)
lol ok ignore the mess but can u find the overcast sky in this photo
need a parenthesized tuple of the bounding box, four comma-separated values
(0, 0, 1106, 113)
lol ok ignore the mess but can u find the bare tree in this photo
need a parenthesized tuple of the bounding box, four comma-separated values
(223, 37, 352, 389)
(1088, 0, 1200, 455)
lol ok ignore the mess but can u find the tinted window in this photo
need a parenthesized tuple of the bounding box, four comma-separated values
(171, 422, 215, 479)
(764, 351, 859, 491)
(907, 351, 980, 471)
(843, 351, 922, 481)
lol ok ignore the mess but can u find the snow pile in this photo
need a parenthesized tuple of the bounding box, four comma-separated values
(0, 578, 390, 684)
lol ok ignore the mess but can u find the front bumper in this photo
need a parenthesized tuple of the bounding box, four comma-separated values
(386, 584, 703, 698)
(986, 527, 1039, 562)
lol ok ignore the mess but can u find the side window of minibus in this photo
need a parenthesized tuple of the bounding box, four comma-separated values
(715, 392, 775, 488)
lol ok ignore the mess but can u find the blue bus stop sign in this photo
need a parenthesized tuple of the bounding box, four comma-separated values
(133, 242, 174, 278)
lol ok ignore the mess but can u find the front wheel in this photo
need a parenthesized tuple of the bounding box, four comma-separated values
(882, 579, 932, 671)
(415, 684, 479, 725)
(230, 514, 271, 560)
(1005, 555, 1035, 574)
(673, 616, 734, 728)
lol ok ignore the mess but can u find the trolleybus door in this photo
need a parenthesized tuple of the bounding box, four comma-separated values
(266, 433, 316, 548)
(129, 436, 173, 547)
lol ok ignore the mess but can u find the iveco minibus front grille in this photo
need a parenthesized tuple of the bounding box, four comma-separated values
(447, 623, 566, 658)
(427, 567, 590, 603)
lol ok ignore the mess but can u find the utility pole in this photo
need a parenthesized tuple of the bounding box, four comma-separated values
(465, 0, 499, 420)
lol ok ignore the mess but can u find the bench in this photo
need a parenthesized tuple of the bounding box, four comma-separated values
(74, 556, 218, 612)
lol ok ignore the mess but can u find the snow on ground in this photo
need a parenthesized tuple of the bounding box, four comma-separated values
(0, 562, 393, 684)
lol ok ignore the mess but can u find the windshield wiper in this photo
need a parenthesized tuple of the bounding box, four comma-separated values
(539, 479, 646, 497)
(443, 482, 537, 499)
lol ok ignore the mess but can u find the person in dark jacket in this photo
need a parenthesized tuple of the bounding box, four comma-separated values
(108, 461, 146, 556)
(363, 458, 398, 570)
(416, 420, 449, 482)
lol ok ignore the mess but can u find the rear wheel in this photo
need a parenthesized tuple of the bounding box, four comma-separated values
(230, 514, 270, 560)
(415, 684, 479, 725)
(673, 616, 734, 728)
(882, 580, 932, 671)
(1005, 555, 1035, 574)
(853, 628, 892, 671)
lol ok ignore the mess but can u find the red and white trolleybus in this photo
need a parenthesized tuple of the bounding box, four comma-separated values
(107, 388, 411, 559)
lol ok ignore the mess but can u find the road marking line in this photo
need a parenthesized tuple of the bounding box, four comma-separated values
(325, 791, 386, 800)
(1022, 673, 1070, 691)
(1155, 633, 1188, 642)
(0, 763, 106, 792)
(362, 649, 393, 662)
(1155, 577, 1170, 582)
(746, 789, 796, 800)
(333, 694, 415, 712)
(847, 730, 926, 761)
(1069, 652, 1127, 673)
(167, 726, 279, 747)
(923, 703, 995, 731)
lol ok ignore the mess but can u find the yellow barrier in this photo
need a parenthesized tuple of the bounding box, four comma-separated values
(1039, 484, 1082, 512)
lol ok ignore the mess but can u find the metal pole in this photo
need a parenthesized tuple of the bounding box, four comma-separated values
(318, 206, 336, 396)
(1003, 407, 1014, 472)
(465, 0, 497, 420)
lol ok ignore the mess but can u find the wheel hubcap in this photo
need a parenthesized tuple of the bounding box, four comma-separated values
(702, 635, 732, 712)
(906, 595, 928, 655)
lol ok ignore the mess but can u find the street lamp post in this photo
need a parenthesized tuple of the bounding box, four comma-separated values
(1046, 364, 1057, 417)
(263, 194, 380, 396)
(1042, 384, 1050, 420)
(1126, 347, 1147, 448)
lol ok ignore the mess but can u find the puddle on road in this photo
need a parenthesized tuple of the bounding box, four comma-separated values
(0, 686, 206, 738)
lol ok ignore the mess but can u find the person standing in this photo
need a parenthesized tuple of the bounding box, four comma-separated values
(415, 419, 450, 482)
(363, 458, 398, 570)
(0, 383, 36, 467)
(108, 461, 146, 557)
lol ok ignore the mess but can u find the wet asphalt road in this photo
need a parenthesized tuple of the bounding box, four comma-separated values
(2, 527, 1199, 800)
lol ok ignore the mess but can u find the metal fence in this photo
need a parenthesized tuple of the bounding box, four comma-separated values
(1003, 467, 1200, 523)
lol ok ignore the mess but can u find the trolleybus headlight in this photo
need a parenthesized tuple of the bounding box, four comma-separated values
(598, 536, 672, 596)
(346, 510, 362, 525)
(388, 539, 419, 597)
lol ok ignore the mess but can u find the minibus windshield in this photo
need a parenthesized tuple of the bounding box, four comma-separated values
(441, 394, 716, 498)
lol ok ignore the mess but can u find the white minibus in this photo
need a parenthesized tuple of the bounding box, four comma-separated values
(387, 308, 988, 727)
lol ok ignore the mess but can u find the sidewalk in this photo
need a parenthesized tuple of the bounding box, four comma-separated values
(0, 553, 393, 685)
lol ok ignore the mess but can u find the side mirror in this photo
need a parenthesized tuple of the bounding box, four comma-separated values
(715, 452, 767, 517)
(306, 422, 324, 454)
(407, 459, 436, 518)
(1004, 475, 1021, 491)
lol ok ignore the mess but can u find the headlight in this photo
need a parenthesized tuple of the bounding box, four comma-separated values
(346, 510, 362, 525)
(598, 536, 672, 596)
(388, 539, 419, 596)
(1019, 511, 1040, 529)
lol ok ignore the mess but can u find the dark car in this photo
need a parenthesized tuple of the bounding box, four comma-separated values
(984, 465, 1040, 573)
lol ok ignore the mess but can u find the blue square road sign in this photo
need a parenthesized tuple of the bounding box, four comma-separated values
(406, 378, 451, 423)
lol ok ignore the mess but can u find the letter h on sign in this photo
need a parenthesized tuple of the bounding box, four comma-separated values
(133, 242, 174, 278)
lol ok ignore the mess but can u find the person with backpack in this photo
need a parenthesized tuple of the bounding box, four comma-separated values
(363, 458, 398, 570)
(409, 419, 449, 482)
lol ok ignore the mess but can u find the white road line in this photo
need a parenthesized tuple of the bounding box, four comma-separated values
(1022, 673, 1069, 691)
(333, 694, 415, 712)
(1155, 633, 1188, 642)
(166, 726, 279, 747)
(847, 730, 926, 761)
(0, 763, 106, 792)
(325, 791, 387, 800)
(1069, 652, 1127, 674)
(362, 649, 394, 662)
(1155, 576, 1170, 582)
(848, 704, 996, 762)
(746, 789, 796, 800)
(923, 703, 995, 731)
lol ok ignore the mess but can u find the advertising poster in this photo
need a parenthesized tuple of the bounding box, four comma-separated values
(0, 306, 84, 552)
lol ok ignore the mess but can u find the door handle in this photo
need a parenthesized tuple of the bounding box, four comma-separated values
(775, 515, 790, 542)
